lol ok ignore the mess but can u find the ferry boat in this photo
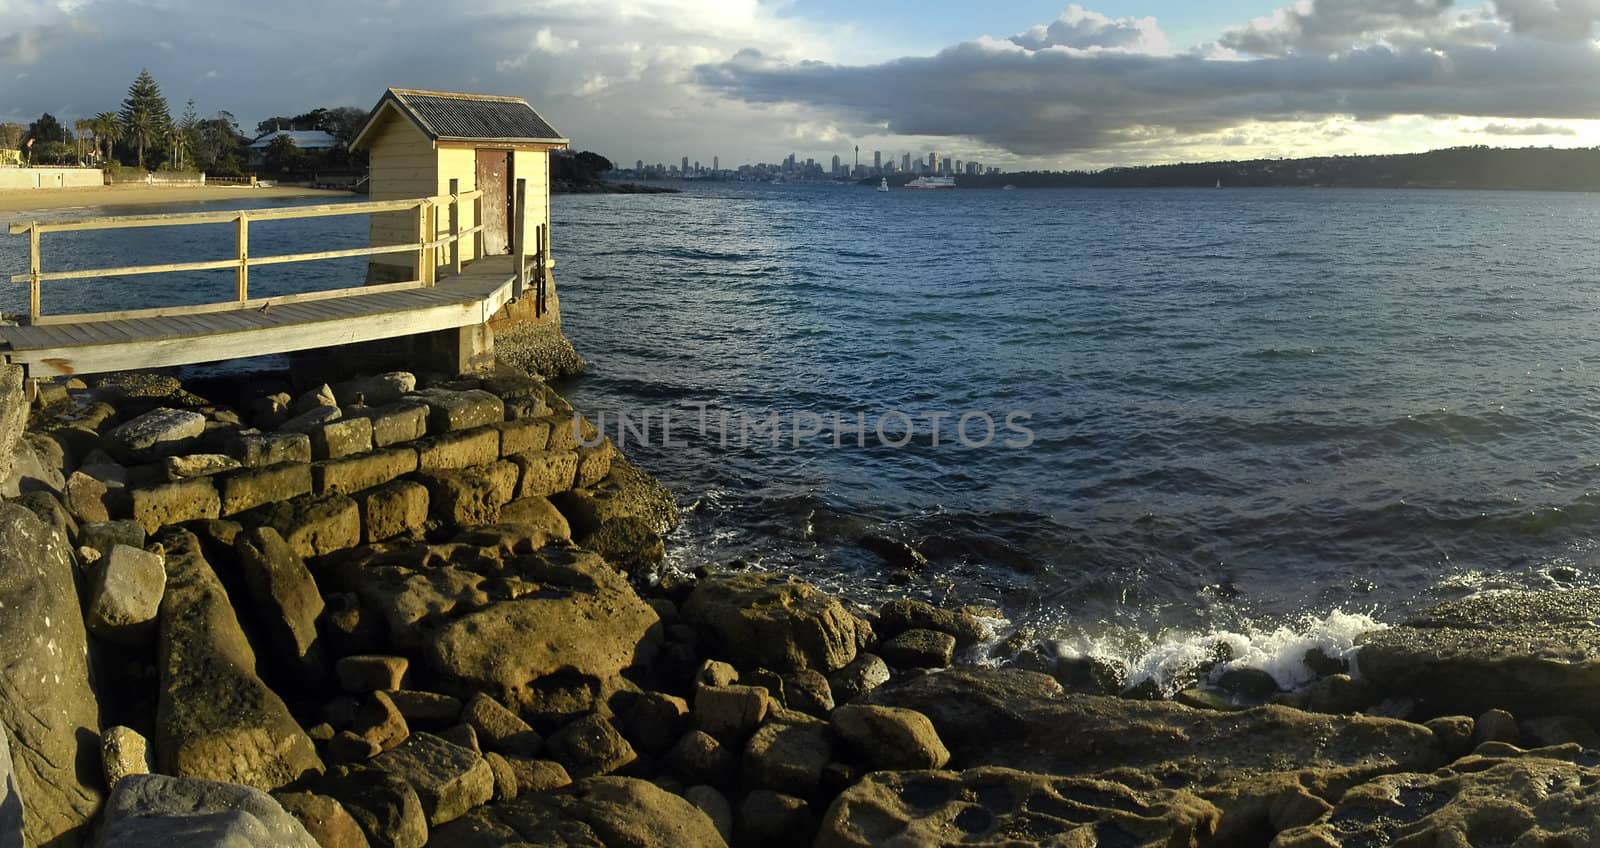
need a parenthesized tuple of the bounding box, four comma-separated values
(904, 175, 956, 190)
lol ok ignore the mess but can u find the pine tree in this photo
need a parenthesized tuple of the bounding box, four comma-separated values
(119, 68, 170, 169)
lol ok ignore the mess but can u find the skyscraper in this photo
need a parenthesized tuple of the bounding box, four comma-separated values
(902, 153, 911, 173)
(830, 154, 841, 174)
(928, 152, 937, 170)
(682, 156, 689, 175)
(636, 160, 643, 173)
(873, 150, 881, 172)
(713, 156, 718, 172)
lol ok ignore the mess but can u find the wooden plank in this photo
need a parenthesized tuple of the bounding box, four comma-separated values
(12, 258, 239, 285)
(249, 242, 416, 268)
(7, 197, 423, 235)
(29, 280, 427, 325)
(5, 298, 487, 376)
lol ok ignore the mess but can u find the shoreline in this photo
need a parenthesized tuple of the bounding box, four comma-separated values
(2, 355, 1599, 845)
(0, 184, 354, 215)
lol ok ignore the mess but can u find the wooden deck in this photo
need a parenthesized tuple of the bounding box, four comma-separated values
(0, 256, 521, 377)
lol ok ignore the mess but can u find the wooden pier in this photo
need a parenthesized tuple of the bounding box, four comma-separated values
(2, 180, 552, 378)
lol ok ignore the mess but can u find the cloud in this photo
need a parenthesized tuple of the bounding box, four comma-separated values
(1010, 4, 1170, 53)
(1492, 0, 1600, 38)
(1480, 120, 1579, 134)
(1219, 0, 1458, 56)
(0, 0, 870, 165)
(698, 2, 1600, 157)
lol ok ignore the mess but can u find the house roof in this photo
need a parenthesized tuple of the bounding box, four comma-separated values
(352, 88, 568, 150)
(249, 129, 340, 150)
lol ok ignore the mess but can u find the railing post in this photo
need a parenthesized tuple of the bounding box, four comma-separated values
(235, 213, 249, 301)
(448, 178, 462, 278)
(27, 221, 40, 323)
(533, 224, 544, 317)
(513, 178, 528, 300)
(416, 201, 429, 286)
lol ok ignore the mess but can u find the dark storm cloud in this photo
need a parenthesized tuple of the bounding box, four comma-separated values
(696, 2, 1600, 156)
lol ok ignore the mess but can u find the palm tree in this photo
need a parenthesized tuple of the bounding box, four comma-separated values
(169, 126, 191, 172)
(95, 113, 122, 163)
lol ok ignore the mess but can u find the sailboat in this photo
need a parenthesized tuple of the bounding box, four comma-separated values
(1215, 179, 1223, 189)
(878, 178, 890, 192)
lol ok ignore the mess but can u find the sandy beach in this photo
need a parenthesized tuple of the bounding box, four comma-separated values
(0, 183, 353, 214)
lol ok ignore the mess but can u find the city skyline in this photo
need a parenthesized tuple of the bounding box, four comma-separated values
(621, 147, 999, 180)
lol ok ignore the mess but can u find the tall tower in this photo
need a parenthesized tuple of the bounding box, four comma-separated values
(682, 156, 689, 174)
(713, 156, 718, 172)
(873, 150, 881, 172)
(854, 145, 859, 172)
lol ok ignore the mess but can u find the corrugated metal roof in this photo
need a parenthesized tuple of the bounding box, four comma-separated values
(390, 89, 565, 143)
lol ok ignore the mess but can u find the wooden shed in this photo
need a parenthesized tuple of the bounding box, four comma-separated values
(352, 88, 568, 284)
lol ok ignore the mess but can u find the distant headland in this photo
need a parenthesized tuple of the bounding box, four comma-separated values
(950, 146, 1600, 192)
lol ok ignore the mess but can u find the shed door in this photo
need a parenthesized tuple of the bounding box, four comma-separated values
(476, 150, 512, 255)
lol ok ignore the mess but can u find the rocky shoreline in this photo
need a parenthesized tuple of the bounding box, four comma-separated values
(1, 358, 1598, 847)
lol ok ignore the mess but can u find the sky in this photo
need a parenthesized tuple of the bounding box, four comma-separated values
(2, 0, 1600, 170)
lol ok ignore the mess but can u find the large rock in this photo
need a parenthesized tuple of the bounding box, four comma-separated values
(682, 572, 871, 673)
(1275, 748, 1600, 847)
(0, 502, 102, 847)
(153, 529, 324, 790)
(94, 774, 318, 847)
(336, 373, 417, 407)
(235, 526, 326, 679)
(273, 792, 372, 848)
(368, 732, 492, 827)
(356, 548, 661, 714)
(1357, 588, 1600, 723)
(407, 389, 504, 433)
(1, 715, 24, 847)
(0, 364, 25, 486)
(867, 667, 1445, 843)
(103, 407, 205, 461)
(550, 456, 678, 538)
(85, 544, 167, 645)
(440, 776, 727, 847)
(817, 767, 1221, 848)
(831, 704, 950, 770)
(315, 767, 427, 848)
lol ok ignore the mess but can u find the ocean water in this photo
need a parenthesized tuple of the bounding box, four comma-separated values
(7, 184, 1600, 689)
(551, 182, 1600, 687)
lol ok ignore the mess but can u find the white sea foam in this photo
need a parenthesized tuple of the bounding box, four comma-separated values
(1052, 610, 1387, 697)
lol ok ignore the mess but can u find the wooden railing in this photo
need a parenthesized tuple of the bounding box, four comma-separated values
(7, 186, 485, 325)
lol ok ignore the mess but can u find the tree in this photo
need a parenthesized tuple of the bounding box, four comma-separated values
(120, 68, 171, 168)
(171, 99, 199, 171)
(24, 113, 71, 145)
(321, 106, 370, 145)
(93, 112, 122, 162)
(196, 111, 245, 175)
(263, 134, 305, 177)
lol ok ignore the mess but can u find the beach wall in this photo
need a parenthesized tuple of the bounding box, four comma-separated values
(0, 167, 104, 190)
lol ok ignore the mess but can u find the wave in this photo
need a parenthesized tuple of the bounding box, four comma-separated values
(1043, 610, 1385, 697)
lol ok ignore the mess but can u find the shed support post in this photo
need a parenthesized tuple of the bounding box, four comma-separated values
(513, 178, 528, 301)
(448, 178, 462, 277)
(533, 224, 545, 317)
